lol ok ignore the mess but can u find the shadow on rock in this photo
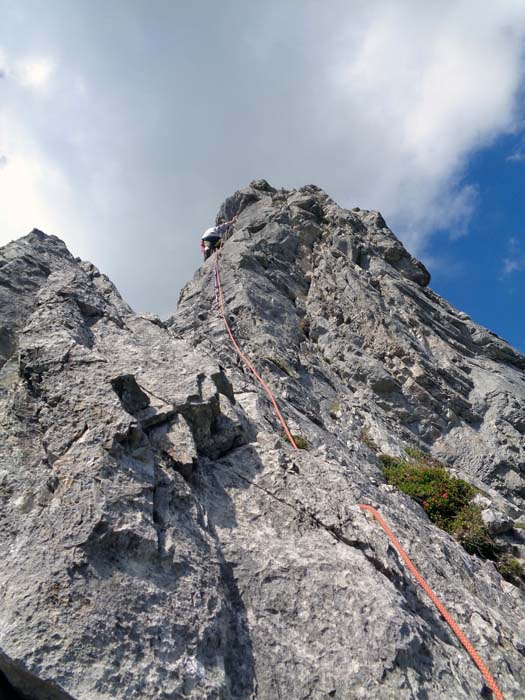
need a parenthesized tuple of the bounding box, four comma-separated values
(195, 444, 266, 698)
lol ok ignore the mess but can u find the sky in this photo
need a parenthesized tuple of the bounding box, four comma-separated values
(0, 0, 524, 351)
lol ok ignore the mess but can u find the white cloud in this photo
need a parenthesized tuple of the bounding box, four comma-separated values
(508, 141, 525, 162)
(503, 259, 523, 274)
(502, 237, 525, 275)
(328, 0, 525, 244)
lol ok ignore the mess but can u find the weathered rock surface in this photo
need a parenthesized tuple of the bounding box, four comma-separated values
(1, 184, 524, 699)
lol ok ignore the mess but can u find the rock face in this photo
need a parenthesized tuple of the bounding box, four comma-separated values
(0, 185, 524, 699)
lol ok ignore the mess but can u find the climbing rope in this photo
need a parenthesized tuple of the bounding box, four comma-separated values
(211, 248, 504, 700)
(213, 253, 298, 449)
(360, 505, 504, 700)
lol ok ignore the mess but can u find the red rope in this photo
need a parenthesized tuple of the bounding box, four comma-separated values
(213, 253, 298, 449)
(359, 505, 504, 700)
(212, 250, 504, 700)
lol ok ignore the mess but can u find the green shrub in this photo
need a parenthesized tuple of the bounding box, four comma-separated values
(378, 453, 399, 469)
(448, 504, 500, 560)
(381, 456, 476, 529)
(380, 450, 522, 586)
(496, 555, 525, 585)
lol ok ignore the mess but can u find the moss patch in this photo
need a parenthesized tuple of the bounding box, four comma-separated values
(285, 433, 308, 450)
(328, 401, 342, 419)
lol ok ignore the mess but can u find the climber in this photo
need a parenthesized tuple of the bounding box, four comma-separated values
(200, 217, 237, 260)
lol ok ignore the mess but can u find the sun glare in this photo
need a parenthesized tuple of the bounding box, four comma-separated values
(18, 58, 55, 89)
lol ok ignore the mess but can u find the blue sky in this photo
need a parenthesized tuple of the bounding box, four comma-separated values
(428, 133, 525, 353)
(0, 1, 524, 354)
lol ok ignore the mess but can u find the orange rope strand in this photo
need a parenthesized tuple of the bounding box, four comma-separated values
(213, 253, 298, 449)
(359, 505, 504, 700)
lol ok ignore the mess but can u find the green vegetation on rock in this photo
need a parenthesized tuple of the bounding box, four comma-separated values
(496, 555, 525, 586)
(447, 503, 500, 560)
(328, 401, 342, 419)
(379, 450, 514, 572)
(285, 433, 308, 450)
(379, 452, 476, 530)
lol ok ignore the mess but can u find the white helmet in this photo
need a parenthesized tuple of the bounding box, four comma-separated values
(202, 226, 218, 240)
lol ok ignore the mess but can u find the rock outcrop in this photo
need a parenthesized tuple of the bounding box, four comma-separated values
(1, 183, 524, 699)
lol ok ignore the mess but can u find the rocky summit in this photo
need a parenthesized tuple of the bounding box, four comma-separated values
(0, 180, 524, 700)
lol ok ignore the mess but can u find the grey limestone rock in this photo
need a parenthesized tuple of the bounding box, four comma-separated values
(481, 507, 514, 535)
(1, 185, 524, 699)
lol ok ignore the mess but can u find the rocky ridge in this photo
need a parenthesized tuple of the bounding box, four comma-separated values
(0, 182, 524, 699)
